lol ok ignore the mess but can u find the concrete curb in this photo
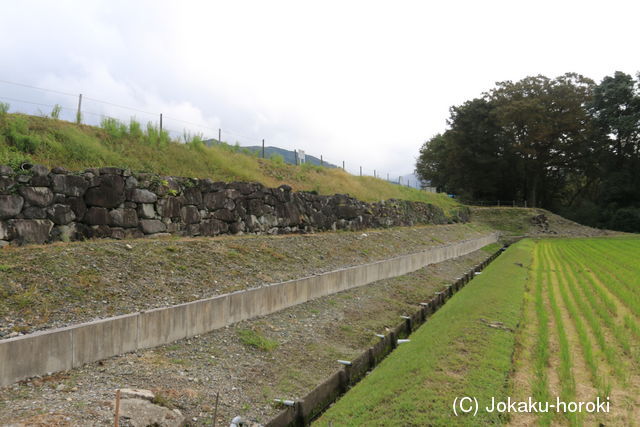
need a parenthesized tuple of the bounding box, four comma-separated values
(0, 232, 498, 387)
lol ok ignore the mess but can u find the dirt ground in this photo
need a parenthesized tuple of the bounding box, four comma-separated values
(0, 247, 490, 426)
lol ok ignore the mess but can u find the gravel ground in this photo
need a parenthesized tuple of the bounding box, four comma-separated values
(0, 247, 491, 426)
(0, 223, 489, 337)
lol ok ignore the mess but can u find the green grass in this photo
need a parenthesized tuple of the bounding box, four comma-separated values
(316, 239, 533, 426)
(237, 328, 279, 352)
(0, 113, 460, 214)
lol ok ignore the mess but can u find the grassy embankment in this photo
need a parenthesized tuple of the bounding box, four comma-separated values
(0, 112, 459, 213)
(316, 239, 534, 426)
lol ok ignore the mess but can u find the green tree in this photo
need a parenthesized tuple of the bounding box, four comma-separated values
(487, 73, 596, 207)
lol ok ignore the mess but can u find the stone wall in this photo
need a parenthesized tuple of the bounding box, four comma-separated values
(0, 164, 469, 246)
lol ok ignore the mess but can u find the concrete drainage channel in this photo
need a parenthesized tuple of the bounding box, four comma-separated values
(0, 233, 497, 388)
(266, 247, 504, 427)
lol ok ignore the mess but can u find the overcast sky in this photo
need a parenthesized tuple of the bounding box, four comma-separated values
(1, 0, 639, 178)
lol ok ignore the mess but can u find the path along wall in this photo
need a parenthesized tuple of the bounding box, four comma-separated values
(0, 233, 497, 387)
(0, 164, 468, 246)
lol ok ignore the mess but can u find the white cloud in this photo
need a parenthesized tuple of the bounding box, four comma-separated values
(1, 0, 639, 178)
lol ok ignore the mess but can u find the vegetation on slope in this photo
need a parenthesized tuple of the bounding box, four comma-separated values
(316, 239, 533, 426)
(0, 112, 458, 212)
(416, 71, 640, 232)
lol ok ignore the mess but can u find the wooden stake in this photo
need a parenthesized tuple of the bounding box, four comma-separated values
(114, 389, 121, 427)
(213, 391, 220, 427)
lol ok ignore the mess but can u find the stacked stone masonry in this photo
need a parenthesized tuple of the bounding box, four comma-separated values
(0, 164, 469, 245)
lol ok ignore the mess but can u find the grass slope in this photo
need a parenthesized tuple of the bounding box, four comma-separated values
(0, 113, 458, 212)
(316, 239, 533, 426)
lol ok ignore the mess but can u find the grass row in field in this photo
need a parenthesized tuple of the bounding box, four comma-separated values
(539, 243, 575, 408)
(531, 243, 555, 426)
(315, 239, 533, 426)
(550, 245, 625, 382)
(547, 243, 610, 397)
(556, 244, 632, 355)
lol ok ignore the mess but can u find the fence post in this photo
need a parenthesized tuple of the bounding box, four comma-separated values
(159, 113, 163, 133)
(320, 155, 323, 166)
(359, 166, 362, 176)
(497, 200, 500, 207)
(524, 200, 527, 208)
(262, 139, 265, 158)
(342, 161, 345, 170)
(513, 200, 515, 207)
(218, 128, 221, 143)
(76, 94, 82, 124)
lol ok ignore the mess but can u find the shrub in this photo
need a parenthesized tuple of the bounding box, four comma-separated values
(100, 117, 128, 139)
(129, 118, 144, 140)
(608, 207, 640, 232)
(0, 102, 9, 119)
(51, 104, 62, 120)
(269, 153, 285, 165)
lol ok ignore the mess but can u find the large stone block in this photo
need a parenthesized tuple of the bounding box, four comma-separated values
(180, 205, 200, 224)
(157, 196, 181, 218)
(18, 187, 53, 207)
(109, 208, 139, 228)
(10, 219, 53, 244)
(84, 174, 125, 208)
(127, 189, 157, 204)
(0, 176, 16, 194)
(137, 203, 156, 219)
(200, 219, 227, 236)
(51, 174, 89, 197)
(139, 219, 166, 234)
(211, 208, 235, 222)
(0, 221, 12, 240)
(203, 191, 235, 210)
(46, 204, 76, 225)
(84, 207, 110, 225)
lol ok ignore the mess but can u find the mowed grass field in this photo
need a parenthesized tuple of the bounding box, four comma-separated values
(316, 237, 640, 426)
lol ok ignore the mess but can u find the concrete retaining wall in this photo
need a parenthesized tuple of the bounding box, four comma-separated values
(0, 232, 497, 387)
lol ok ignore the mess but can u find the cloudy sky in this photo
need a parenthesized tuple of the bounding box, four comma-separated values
(1, 0, 639, 179)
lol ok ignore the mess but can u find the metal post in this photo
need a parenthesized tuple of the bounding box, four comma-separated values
(524, 200, 527, 208)
(76, 94, 83, 124)
(295, 150, 298, 165)
(374, 169, 376, 178)
(359, 166, 362, 176)
(262, 139, 265, 158)
(399, 176, 402, 185)
(387, 173, 389, 181)
(218, 128, 221, 143)
(321, 155, 323, 166)
(159, 113, 163, 133)
(342, 161, 345, 170)
(497, 200, 500, 207)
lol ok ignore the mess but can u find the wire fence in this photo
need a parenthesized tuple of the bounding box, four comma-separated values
(0, 78, 426, 189)
(459, 200, 530, 208)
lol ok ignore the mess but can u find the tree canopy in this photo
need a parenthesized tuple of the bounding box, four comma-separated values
(416, 71, 640, 232)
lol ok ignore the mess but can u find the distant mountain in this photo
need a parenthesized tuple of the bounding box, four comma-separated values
(204, 140, 338, 168)
(245, 146, 339, 168)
